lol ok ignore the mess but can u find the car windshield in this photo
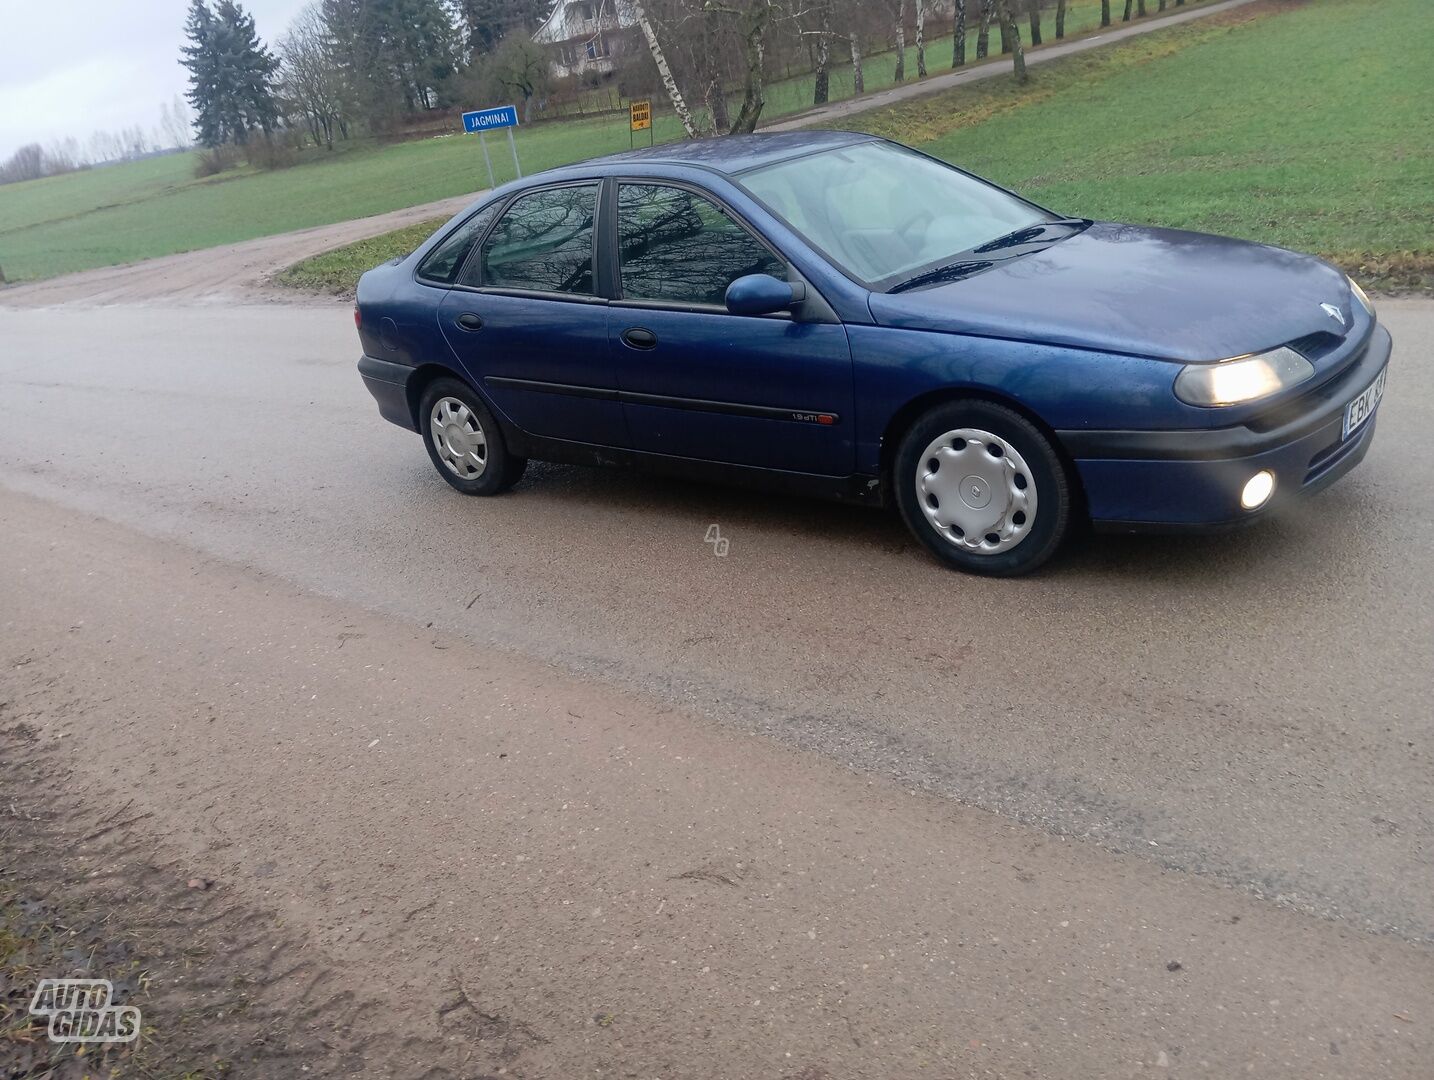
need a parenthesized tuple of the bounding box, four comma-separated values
(739, 141, 1055, 290)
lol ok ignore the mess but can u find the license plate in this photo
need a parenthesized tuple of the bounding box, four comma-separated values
(1343, 364, 1388, 439)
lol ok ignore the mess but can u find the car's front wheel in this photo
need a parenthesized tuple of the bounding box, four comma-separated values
(419, 377, 527, 495)
(893, 399, 1071, 577)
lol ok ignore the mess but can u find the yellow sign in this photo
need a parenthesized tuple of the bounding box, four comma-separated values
(630, 100, 652, 132)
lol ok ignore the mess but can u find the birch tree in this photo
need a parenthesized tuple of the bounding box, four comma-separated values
(952, 0, 966, 67)
(891, 0, 906, 82)
(915, 0, 927, 77)
(995, 0, 1025, 81)
(630, 0, 700, 137)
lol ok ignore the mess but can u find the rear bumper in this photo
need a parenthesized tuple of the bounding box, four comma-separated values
(358, 355, 419, 432)
(1058, 324, 1390, 530)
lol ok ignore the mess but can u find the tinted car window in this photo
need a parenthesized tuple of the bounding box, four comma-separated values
(618, 183, 785, 307)
(417, 203, 500, 284)
(471, 184, 597, 294)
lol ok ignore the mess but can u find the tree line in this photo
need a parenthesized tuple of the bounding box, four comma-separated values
(171, 0, 1189, 169)
(0, 98, 193, 187)
(179, 0, 556, 162)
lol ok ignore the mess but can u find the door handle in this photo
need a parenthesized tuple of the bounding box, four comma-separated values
(456, 313, 484, 331)
(622, 327, 657, 350)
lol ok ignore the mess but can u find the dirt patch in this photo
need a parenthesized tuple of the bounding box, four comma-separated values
(0, 723, 505, 1079)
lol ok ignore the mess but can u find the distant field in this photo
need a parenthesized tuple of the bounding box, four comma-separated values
(0, 1, 1211, 284)
(281, 0, 1434, 296)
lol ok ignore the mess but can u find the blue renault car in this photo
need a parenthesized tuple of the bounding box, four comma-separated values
(355, 131, 1389, 576)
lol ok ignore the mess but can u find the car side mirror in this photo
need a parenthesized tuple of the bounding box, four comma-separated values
(725, 274, 805, 316)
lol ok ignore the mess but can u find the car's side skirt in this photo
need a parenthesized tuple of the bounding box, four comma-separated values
(500, 423, 885, 507)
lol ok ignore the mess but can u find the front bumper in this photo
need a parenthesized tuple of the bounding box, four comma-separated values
(1057, 324, 1391, 530)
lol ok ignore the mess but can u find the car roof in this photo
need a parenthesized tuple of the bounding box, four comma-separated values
(561, 130, 877, 177)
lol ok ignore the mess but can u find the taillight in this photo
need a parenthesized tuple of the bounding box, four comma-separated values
(353, 304, 362, 330)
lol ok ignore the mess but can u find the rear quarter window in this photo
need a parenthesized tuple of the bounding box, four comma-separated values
(417, 204, 500, 284)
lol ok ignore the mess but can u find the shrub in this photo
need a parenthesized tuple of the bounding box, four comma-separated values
(193, 143, 243, 177)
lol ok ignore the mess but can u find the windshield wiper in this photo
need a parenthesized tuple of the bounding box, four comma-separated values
(888, 260, 994, 294)
(974, 217, 1091, 253)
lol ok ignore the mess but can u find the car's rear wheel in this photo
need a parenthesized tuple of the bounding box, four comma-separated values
(893, 399, 1071, 577)
(419, 377, 527, 495)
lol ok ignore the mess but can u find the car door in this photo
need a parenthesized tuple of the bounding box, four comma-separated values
(437, 181, 625, 446)
(606, 180, 854, 476)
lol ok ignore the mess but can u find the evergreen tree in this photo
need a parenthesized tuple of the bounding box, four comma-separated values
(181, 0, 280, 146)
(457, 0, 548, 58)
(323, 0, 458, 124)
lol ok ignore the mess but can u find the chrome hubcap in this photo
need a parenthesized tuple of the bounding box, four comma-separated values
(916, 427, 1036, 554)
(430, 397, 487, 479)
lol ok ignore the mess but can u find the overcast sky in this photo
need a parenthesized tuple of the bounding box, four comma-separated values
(0, 0, 311, 159)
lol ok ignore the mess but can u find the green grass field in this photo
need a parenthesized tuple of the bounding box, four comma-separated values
(0, 1, 1215, 285)
(844, 0, 1434, 289)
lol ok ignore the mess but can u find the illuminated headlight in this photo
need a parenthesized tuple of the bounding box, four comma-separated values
(1349, 275, 1375, 317)
(1240, 470, 1276, 511)
(1173, 346, 1315, 407)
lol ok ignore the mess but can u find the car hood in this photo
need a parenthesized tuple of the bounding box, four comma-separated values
(866, 222, 1355, 363)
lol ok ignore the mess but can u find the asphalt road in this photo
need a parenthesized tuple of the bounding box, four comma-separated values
(1, 297, 1431, 953)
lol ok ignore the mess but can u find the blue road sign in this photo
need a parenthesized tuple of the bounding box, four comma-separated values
(462, 106, 519, 133)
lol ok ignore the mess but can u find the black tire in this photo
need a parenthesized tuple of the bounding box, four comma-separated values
(418, 376, 527, 495)
(892, 399, 1071, 577)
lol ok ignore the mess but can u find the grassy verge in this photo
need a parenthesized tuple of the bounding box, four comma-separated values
(0, 1, 1226, 284)
(284, 0, 1431, 296)
(272, 217, 447, 293)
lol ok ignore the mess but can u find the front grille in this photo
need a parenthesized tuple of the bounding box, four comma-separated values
(1288, 331, 1345, 361)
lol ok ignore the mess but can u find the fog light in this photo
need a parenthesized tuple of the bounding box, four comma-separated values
(1240, 470, 1276, 510)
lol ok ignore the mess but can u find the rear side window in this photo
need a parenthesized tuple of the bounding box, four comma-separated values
(467, 184, 598, 294)
(417, 203, 499, 284)
(617, 183, 786, 306)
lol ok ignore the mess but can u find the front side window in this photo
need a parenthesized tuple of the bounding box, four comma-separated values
(417, 203, 500, 284)
(470, 184, 597, 294)
(740, 141, 1054, 289)
(617, 183, 786, 307)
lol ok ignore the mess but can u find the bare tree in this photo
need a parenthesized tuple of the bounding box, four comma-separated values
(160, 94, 195, 148)
(952, 0, 966, 67)
(890, 0, 906, 82)
(278, 3, 351, 148)
(976, 0, 992, 59)
(0, 144, 47, 183)
(1027, 0, 1041, 46)
(1101, 0, 1111, 27)
(914, 0, 927, 77)
(719, 0, 772, 134)
(1056, 0, 1067, 38)
(996, 0, 1025, 80)
(631, 0, 700, 137)
(812, 0, 833, 104)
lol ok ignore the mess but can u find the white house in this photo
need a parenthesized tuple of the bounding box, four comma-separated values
(532, 0, 636, 79)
